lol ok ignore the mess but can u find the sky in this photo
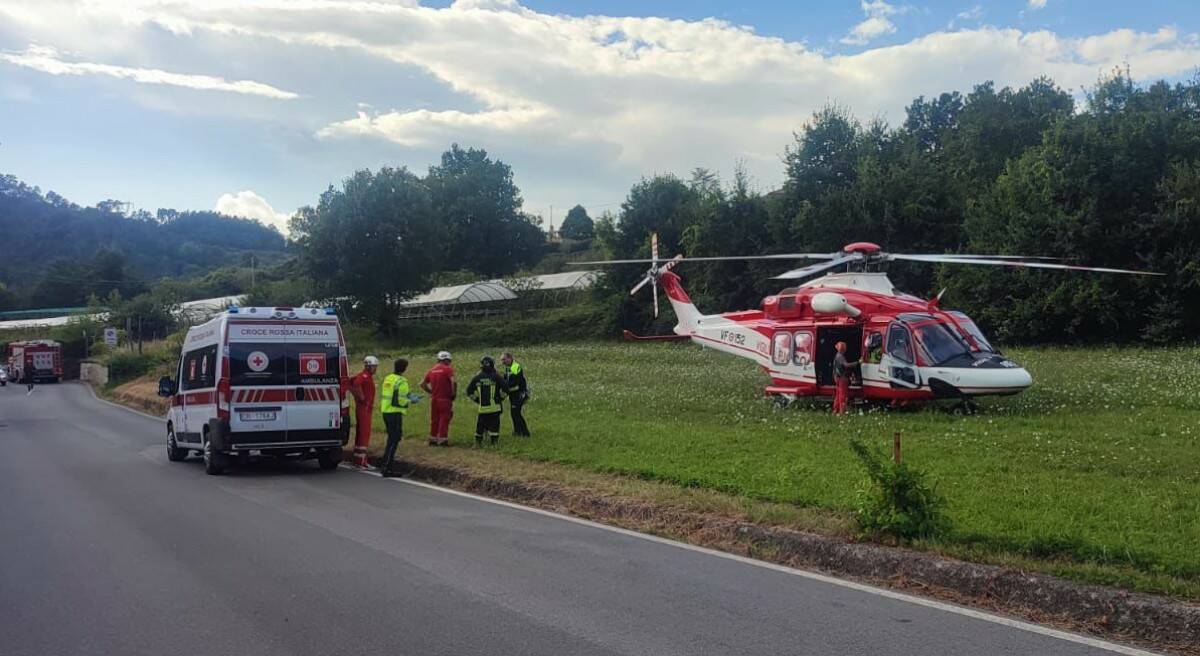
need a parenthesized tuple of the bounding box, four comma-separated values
(0, 1, 1197, 235)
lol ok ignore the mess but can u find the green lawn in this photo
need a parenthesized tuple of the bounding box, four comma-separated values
(357, 341, 1200, 598)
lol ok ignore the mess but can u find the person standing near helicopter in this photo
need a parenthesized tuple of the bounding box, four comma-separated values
(467, 356, 507, 447)
(831, 341, 858, 415)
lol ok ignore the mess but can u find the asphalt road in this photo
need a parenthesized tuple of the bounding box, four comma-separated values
(0, 383, 1155, 656)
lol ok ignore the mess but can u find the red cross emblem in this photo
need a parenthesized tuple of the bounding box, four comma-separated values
(247, 351, 269, 372)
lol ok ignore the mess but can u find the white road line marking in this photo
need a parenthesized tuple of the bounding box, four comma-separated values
(76, 382, 1156, 656)
(342, 464, 1161, 656)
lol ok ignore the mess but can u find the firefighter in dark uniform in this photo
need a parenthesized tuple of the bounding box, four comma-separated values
(467, 356, 507, 447)
(500, 352, 530, 437)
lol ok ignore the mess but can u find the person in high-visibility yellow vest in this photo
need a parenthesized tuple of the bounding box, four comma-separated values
(466, 355, 507, 447)
(500, 352, 530, 437)
(380, 358, 418, 477)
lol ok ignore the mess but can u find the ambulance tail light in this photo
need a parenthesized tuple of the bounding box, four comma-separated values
(216, 378, 231, 419)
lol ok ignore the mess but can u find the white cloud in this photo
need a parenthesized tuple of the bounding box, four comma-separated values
(955, 6, 984, 22)
(1028, 0, 1048, 9)
(862, 0, 900, 18)
(841, 17, 897, 45)
(0, 44, 299, 99)
(2, 1, 1200, 214)
(842, 0, 904, 46)
(215, 191, 292, 234)
(317, 106, 551, 147)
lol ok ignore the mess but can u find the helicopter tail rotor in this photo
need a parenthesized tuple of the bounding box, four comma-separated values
(627, 233, 682, 317)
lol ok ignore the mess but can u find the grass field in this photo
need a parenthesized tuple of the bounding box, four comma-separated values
(352, 341, 1200, 599)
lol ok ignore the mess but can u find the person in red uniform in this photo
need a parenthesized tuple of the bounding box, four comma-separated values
(831, 341, 858, 415)
(349, 355, 379, 467)
(420, 351, 456, 446)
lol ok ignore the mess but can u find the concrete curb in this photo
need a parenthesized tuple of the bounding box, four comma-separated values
(392, 459, 1199, 654)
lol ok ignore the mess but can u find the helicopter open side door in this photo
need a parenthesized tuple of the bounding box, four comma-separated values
(879, 322, 921, 389)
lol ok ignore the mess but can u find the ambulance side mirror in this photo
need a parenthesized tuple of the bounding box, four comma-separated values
(157, 376, 177, 398)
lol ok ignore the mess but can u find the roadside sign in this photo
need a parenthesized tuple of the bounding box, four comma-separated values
(103, 327, 118, 347)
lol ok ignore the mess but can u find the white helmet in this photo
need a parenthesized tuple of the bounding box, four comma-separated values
(363, 355, 379, 366)
(437, 350, 452, 361)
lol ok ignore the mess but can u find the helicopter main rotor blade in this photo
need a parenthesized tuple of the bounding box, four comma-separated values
(925, 254, 1063, 261)
(629, 274, 653, 296)
(890, 254, 1163, 275)
(573, 253, 838, 265)
(772, 253, 862, 280)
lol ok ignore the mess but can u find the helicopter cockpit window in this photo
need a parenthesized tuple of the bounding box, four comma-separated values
(886, 325, 914, 364)
(772, 331, 793, 365)
(914, 323, 970, 366)
(948, 312, 994, 352)
(778, 296, 796, 311)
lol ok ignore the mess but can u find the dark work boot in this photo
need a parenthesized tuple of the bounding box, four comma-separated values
(474, 435, 483, 448)
(490, 434, 498, 446)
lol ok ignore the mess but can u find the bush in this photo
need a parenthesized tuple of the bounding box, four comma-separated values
(849, 439, 950, 541)
(106, 351, 158, 384)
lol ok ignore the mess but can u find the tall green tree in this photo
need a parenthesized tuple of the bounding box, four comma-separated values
(290, 167, 444, 332)
(942, 73, 1200, 342)
(559, 204, 594, 240)
(425, 144, 545, 277)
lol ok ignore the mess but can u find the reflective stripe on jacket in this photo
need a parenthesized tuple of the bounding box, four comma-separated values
(467, 372, 505, 414)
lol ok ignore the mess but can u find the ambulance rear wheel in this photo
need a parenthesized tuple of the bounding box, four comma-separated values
(203, 435, 227, 475)
(317, 448, 342, 471)
(166, 425, 187, 462)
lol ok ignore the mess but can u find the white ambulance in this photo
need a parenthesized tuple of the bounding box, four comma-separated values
(158, 306, 351, 475)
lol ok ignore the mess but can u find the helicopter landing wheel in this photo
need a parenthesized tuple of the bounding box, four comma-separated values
(951, 400, 979, 416)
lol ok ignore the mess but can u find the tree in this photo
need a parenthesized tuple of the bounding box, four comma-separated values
(0, 176, 286, 300)
(106, 288, 180, 348)
(559, 204, 594, 240)
(290, 167, 445, 332)
(425, 144, 545, 277)
(942, 71, 1200, 342)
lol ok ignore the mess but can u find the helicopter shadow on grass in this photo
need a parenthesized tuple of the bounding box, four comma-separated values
(768, 394, 991, 417)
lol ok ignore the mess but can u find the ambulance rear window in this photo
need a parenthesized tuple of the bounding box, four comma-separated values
(229, 342, 340, 386)
(287, 345, 340, 385)
(229, 343, 286, 386)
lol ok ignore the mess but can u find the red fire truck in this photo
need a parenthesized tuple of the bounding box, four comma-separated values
(9, 340, 63, 383)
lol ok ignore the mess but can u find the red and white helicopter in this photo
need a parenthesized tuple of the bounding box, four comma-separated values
(581, 237, 1160, 409)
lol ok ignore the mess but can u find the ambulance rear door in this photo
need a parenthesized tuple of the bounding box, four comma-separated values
(284, 325, 342, 437)
(226, 323, 290, 440)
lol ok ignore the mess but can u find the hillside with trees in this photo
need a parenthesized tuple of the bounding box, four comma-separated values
(0, 175, 287, 309)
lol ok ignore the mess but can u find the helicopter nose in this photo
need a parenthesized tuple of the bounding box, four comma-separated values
(982, 363, 1033, 394)
(935, 360, 1033, 396)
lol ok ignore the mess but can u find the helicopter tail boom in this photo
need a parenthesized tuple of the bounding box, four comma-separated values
(659, 270, 703, 335)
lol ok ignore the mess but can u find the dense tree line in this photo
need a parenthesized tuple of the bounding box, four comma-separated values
(0, 175, 286, 309)
(290, 145, 547, 331)
(598, 72, 1200, 343)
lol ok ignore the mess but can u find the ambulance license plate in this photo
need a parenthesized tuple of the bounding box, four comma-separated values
(239, 411, 277, 422)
